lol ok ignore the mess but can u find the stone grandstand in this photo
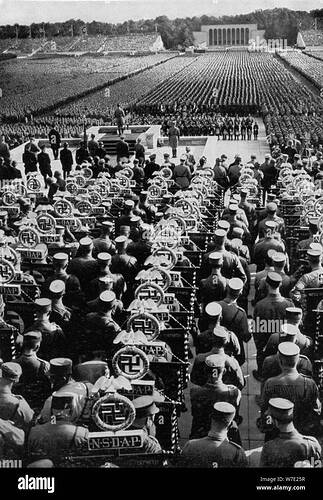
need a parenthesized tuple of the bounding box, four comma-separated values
(300, 29, 323, 48)
(0, 32, 165, 56)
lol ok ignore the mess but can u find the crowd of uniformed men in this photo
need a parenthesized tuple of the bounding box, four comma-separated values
(0, 126, 323, 469)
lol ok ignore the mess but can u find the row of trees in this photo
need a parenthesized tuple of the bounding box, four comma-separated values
(0, 8, 322, 48)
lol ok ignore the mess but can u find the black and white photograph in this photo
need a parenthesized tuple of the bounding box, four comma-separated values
(0, 0, 322, 493)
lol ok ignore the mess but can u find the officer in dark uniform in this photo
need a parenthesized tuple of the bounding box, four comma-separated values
(296, 218, 319, 252)
(111, 235, 138, 304)
(291, 248, 323, 302)
(262, 335, 313, 385)
(253, 272, 294, 380)
(180, 402, 248, 468)
(92, 221, 116, 257)
(253, 221, 286, 272)
(257, 252, 292, 300)
(43, 253, 83, 309)
(260, 398, 321, 467)
(26, 298, 66, 361)
(197, 252, 228, 310)
(115, 199, 135, 233)
(263, 319, 312, 359)
(88, 252, 125, 301)
(48, 126, 61, 160)
(131, 396, 162, 454)
(67, 237, 99, 294)
(260, 343, 321, 435)
(49, 280, 72, 332)
(0, 362, 34, 433)
(85, 291, 122, 352)
(201, 229, 246, 282)
(219, 278, 251, 366)
(190, 354, 241, 441)
(257, 202, 285, 240)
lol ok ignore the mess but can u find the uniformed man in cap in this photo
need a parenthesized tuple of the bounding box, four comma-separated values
(201, 229, 246, 282)
(222, 199, 249, 228)
(67, 237, 99, 294)
(161, 152, 175, 171)
(190, 354, 241, 441)
(38, 357, 93, 424)
(27, 298, 66, 361)
(253, 272, 294, 380)
(92, 221, 116, 258)
(257, 252, 291, 300)
(260, 343, 321, 435)
(180, 402, 248, 468)
(263, 314, 312, 358)
(257, 202, 285, 240)
(85, 290, 122, 351)
(111, 236, 138, 303)
(296, 218, 319, 252)
(131, 396, 162, 454)
(0, 362, 34, 432)
(222, 204, 250, 241)
(291, 248, 323, 302)
(144, 154, 160, 185)
(262, 334, 313, 386)
(48, 280, 72, 332)
(88, 252, 125, 301)
(206, 221, 230, 253)
(238, 188, 258, 242)
(260, 398, 321, 467)
(253, 221, 286, 272)
(28, 391, 89, 461)
(43, 252, 83, 309)
(219, 278, 251, 366)
(197, 252, 228, 309)
(14, 331, 51, 412)
(254, 249, 275, 303)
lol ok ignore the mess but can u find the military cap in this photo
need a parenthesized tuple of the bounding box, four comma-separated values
(124, 199, 135, 209)
(24, 330, 42, 341)
(240, 188, 248, 196)
(133, 396, 159, 419)
(280, 323, 298, 337)
(50, 358, 73, 376)
(140, 191, 148, 196)
(286, 307, 302, 320)
(267, 193, 276, 201)
(53, 252, 69, 263)
(79, 237, 93, 247)
(101, 221, 114, 228)
(265, 220, 276, 229)
(217, 220, 230, 231)
(294, 154, 300, 159)
(268, 398, 294, 420)
(130, 215, 141, 223)
(97, 252, 112, 263)
(73, 360, 109, 384)
(163, 152, 170, 157)
(99, 276, 114, 284)
(120, 225, 130, 232)
(34, 298, 51, 312)
(307, 248, 322, 261)
(205, 354, 225, 368)
(208, 252, 223, 265)
(228, 278, 243, 291)
(229, 199, 238, 205)
(272, 252, 286, 264)
(205, 302, 222, 317)
(294, 461, 312, 468)
(278, 342, 300, 357)
(212, 402, 236, 422)
(267, 202, 277, 213)
(149, 154, 156, 160)
(213, 325, 228, 339)
(1, 362, 22, 381)
(214, 229, 226, 239)
(309, 243, 322, 252)
(133, 158, 139, 164)
(51, 392, 74, 411)
(251, 154, 257, 159)
(230, 238, 242, 249)
(266, 272, 282, 288)
(265, 153, 271, 159)
(221, 154, 227, 159)
(232, 227, 244, 238)
(49, 280, 65, 295)
(56, 226, 65, 234)
(115, 235, 128, 244)
(99, 290, 116, 304)
(162, 194, 172, 200)
(180, 155, 186, 161)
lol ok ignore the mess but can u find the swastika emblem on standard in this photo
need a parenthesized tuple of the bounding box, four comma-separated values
(18, 228, 40, 248)
(119, 354, 143, 375)
(2, 191, 17, 206)
(27, 178, 41, 192)
(36, 214, 56, 233)
(54, 199, 73, 216)
(76, 201, 92, 215)
(98, 402, 126, 425)
(0, 258, 15, 284)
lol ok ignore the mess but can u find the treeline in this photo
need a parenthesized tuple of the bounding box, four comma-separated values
(0, 8, 322, 48)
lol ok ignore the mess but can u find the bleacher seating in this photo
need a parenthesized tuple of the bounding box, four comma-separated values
(98, 33, 164, 53)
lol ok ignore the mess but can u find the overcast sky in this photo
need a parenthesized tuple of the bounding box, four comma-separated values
(0, 0, 321, 25)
